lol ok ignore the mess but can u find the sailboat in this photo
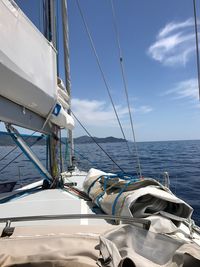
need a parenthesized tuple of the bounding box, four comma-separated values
(0, 0, 200, 266)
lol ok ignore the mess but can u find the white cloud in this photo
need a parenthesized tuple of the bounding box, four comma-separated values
(164, 78, 199, 100)
(158, 18, 194, 38)
(72, 98, 127, 127)
(71, 98, 153, 127)
(134, 105, 153, 114)
(148, 18, 199, 66)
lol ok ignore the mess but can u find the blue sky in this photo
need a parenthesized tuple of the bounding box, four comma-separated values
(1, 0, 200, 141)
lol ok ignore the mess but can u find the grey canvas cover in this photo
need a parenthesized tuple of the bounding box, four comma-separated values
(0, 224, 200, 267)
(83, 169, 193, 227)
(99, 225, 200, 267)
(0, 225, 102, 267)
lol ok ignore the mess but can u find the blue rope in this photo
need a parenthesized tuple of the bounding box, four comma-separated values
(96, 191, 104, 208)
(87, 176, 101, 195)
(111, 175, 140, 216)
(112, 180, 133, 215)
(89, 173, 140, 214)
(87, 174, 119, 195)
(95, 175, 119, 208)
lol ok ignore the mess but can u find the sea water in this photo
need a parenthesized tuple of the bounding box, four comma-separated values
(0, 140, 200, 225)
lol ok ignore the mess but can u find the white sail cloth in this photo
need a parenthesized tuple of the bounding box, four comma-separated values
(83, 169, 193, 228)
(0, 0, 74, 130)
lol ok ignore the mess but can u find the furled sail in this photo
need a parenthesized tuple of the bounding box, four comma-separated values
(0, 0, 74, 131)
(83, 169, 193, 228)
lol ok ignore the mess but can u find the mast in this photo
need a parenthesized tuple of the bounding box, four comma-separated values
(44, 0, 60, 179)
(61, 0, 74, 170)
(43, 0, 56, 46)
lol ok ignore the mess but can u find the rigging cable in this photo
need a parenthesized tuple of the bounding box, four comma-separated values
(59, 130, 63, 173)
(56, 0, 60, 74)
(193, 0, 200, 100)
(0, 131, 37, 163)
(75, 0, 132, 156)
(72, 147, 95, 166)
(110, 0, 142, 177)
(0, 135, 44, 173)
(39, 0, 42, 32)
(71, 111, 125, 173)
(60, 139, 97, 167)
(43, 0, 47, 38)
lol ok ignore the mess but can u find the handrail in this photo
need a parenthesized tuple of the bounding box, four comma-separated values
(0, 214, 151, 230)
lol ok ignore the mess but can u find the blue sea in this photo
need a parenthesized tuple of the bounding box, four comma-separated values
(0, 140, 200, 225)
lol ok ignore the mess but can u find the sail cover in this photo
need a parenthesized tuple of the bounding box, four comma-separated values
(83, 169, 193, 227)
(0, 0, 74, 130)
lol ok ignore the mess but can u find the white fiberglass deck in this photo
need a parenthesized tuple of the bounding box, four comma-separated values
(0, 171, 107, 227)
(0, 189, 83, 216)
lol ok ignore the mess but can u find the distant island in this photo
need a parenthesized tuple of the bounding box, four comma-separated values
(0, 132, 126, 146)
(74, 135, 126, 144)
